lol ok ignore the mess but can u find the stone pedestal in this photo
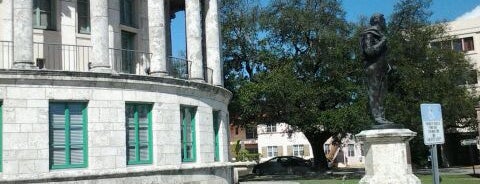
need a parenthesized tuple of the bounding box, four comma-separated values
(356, 129, 421, 184)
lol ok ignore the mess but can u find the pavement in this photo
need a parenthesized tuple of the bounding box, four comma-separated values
(239, 165, 480, 184)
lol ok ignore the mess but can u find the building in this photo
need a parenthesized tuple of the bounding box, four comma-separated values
(430, 17, 480, 165)
(323, 135, 364, 168)
(229, 125, 258, 161)
(0, 0, 232, 183)
(257, 123, 313, 162)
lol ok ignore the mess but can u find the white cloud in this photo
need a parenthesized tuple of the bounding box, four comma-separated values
(456, 5, 480, 21)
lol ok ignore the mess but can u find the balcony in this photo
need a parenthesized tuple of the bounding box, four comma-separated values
(0, 41, 213, 83)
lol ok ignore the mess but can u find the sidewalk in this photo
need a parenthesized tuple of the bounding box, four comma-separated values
(239, 165, 480, 183)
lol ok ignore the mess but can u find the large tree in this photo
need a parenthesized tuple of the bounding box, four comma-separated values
(221, 0, 478, 169)
(386, 0, 478, 166)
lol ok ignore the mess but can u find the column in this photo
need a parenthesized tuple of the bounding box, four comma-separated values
(205, 0, 223, 86)
(13, 0, 35, 69)
(90, 0, 111, 72)
(148, 0, 168, 76)
(186, 0, 204, 81)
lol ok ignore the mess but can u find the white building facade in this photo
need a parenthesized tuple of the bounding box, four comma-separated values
(0, 0, 232, 183)
(257, 123, 313, 162)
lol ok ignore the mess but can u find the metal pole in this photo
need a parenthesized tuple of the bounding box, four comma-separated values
(431, 145, 440, 184)
(469, 145, 476, 175)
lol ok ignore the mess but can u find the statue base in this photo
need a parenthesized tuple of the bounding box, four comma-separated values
(372, 123, 404, 129)
(356, 129, 420, 184)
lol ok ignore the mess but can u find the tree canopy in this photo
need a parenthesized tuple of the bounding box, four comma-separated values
(221, 0, 478, 169)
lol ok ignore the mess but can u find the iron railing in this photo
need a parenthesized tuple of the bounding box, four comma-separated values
(110, 48, 152, 75)
(204, 66, 213, 84)
(0, 41, 13, 69)
(33, 42, 92, 71)
(168, 56, 191, 79)
(0, 41, 214, 83)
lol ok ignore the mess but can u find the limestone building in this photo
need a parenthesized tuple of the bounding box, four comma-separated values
(0, 0, 232, 183)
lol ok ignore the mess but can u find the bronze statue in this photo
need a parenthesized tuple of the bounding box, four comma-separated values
(360, 13, 401, 129)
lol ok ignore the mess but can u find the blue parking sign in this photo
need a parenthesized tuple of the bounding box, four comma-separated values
(420, 104, 445, 145)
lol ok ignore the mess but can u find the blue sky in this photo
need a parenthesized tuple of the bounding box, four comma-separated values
(170, 0, 480, 58)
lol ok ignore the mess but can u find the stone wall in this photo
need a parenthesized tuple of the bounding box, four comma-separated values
(0, 70, 232, 183)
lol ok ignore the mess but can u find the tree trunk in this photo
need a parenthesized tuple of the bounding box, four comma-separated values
(304, 131, 333, 170)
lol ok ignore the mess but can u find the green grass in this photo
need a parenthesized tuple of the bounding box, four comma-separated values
(297, 174, 480, 184)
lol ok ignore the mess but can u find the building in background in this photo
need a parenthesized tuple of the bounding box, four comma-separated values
(0, 0, 232, 183)
(429, 17, 480, 166)
(257, 123, 313, 162)
(323, 135, 364, 168)
(229, 125, 258, 161)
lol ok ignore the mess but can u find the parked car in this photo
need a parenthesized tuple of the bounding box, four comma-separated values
(252, 156, 312, 175)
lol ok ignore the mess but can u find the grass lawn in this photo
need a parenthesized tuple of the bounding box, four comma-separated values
(297, 174, 480, 184)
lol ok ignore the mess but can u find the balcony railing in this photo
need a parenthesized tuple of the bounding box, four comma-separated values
(0, 41, 13, 69)
(33, 42, 92, 71)
(168, 56, 191, 79)
(0, 41, 213, 83)
(109, 48, 152, 75)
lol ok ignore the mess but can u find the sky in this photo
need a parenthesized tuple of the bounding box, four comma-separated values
(170, 0, 480, 58)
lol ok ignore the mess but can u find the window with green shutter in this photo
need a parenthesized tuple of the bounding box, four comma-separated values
(49, 102, 88, 169)
(126, 104, 153, 165)
(213, 111, 220, 162)
(33, 0, 56, 30)
(77, 0, 90, 33)
(181, 106, 196, 162)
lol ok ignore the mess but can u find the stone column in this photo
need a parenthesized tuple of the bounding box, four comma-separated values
(205, 0, 223, 86)
(90, 0, 111, 72)
(356, 129, 421, 184)
(185, 0, 204, 81)
(148, 0, 168, 76)
(13, 0, 35, 69)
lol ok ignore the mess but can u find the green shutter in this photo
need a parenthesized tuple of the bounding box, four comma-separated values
(181, 106, 196, 162)
(213, 111, 220, 162)
(126, 104, 152, 165)
(49, 102, 87, 169)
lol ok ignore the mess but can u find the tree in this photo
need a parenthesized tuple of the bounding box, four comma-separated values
(224, 0, 371, 169)
(221, 0, 479, 170)
(386, 0, 478, 166)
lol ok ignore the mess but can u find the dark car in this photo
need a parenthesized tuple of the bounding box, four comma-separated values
(252, 156, 312, 175)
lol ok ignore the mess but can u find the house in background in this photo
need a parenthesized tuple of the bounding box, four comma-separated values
(257, 123, 313, 162)
(229, 125, 258, 161)
(323, 134, 365, 168)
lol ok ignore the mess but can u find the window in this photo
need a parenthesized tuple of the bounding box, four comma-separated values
(213, 111, 220, 162)
(360, 144, 365, 156)
(293, 145, 304, 157)
(181, 106, 196, 162)
(120, 0, 136, 27)
(49, 102, 88, 169)
(267, 146, 278, 157)
(266, 124, 276, 133)
(324, 144, 330, 154)
(464, 37, 475, 51)
(245, 126, 257, 139)
(126, 104, 153, 165)
(431, 37, 475, 52)
(77, 0, 90, 33)
(33, 0, 56, 29)
(347, 144, 355, 157)
(121, 31, 136, 74)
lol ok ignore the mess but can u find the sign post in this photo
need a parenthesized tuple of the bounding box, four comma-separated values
(421, 104, 445, 184)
